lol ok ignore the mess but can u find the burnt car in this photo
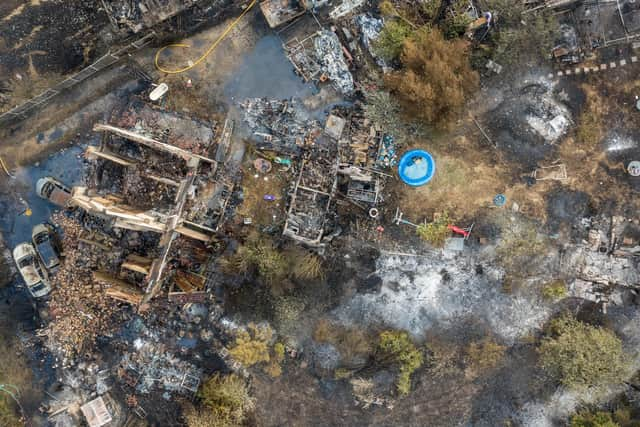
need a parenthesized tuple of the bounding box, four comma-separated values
(36, 176, 72, 207)
(12, 243, 51, 298)
(32, 223, 61, 273)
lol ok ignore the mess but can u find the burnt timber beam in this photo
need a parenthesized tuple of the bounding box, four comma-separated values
(93, 123, 216, 164)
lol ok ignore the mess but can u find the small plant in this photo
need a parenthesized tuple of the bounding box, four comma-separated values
(263, 342, 287, 377)
(420, 0, 442, 20)
(273, 342, 285, 363)
(416, 212, 451, 247)
(263, 359, 282, 378)
(541, 280, 567, 301)
(376, 330, 424, 396)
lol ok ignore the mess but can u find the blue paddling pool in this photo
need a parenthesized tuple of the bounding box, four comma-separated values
(398, 149, 435, 186)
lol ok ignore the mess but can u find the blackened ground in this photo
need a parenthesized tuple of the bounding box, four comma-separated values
(0, 283, 51, 418)
(469, 344, 550, 427)
(488, 99, 556, 170)
(545, 186, 592, 234)
(0, 0, 108, 74)
(556, 78, 586, 118)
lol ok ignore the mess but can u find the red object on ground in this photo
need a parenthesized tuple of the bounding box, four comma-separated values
(376, 226, 385, 233)
(447, 224, 470, 238)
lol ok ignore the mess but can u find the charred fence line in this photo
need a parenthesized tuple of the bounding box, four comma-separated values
(0, 32, 157, 128)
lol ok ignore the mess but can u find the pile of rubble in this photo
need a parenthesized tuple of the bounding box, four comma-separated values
(119, 324, 202, 397)
(114, 102, 218, 157)
(354, 15, 386, 68)
(103, 0, 214, 34)
(314, 31, 355, 94)
(41, 213, 124, 364)
(285, 29, 355, 94)
(240, 98, 322, 154)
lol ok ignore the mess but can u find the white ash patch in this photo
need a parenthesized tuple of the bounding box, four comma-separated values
(334, 253, 552, 343)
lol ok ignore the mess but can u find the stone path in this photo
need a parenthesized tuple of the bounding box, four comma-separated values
(549, 55, 638, 78)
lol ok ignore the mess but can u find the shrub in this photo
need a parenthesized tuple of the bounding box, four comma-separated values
(538, 316, 630, 389)
(385, 28, 478, 129)
(495, 218, 549, 278)
(229, 323, 273, 367)
(0, 396, 21, 427)
(376, 330, 424, 395)
(576, 91, 605, 146)
(313, 319, 373, 367)
(416, 212, 451, 247)
(272, 296, 306, 328)
(464, 337, 505, 378)
(570, 410, 618, 427)
(426, 338, 461, 378)
(220, 233, 287, 285)
(263, 360, 282, 378)
(291, 251, 325, 280)
(541, 280, 567, 301)
(195, 373, 254, 427)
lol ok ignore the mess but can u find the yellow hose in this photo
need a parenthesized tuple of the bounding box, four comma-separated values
(155, 0, 258, 74)
(0, 156, 11, 177)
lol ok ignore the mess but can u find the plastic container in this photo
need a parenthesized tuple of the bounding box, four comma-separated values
(398, 149, 435, 187)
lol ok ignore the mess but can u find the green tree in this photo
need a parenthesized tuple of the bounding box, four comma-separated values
(538, 316, 630, 389)
(385, 28, 479, 129)
(376, 330, 424, 395)
(442, 1, 473, 39)
(374, 20, 414, 62)
(483, 0, 559, 64)
(191, 373, 254, 427)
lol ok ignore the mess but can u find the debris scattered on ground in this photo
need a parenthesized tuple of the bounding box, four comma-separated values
(314, 31, 355, 94)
